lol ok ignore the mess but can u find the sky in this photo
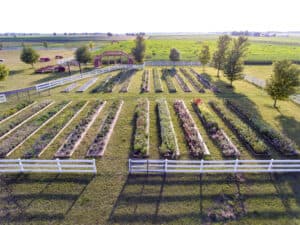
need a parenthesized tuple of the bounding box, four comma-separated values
(1, 0, 300, 33)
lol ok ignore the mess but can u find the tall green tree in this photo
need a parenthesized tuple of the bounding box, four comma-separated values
(199, 45, 210, 72)
(266, 60, 299, 107)
(0, 64, 9, 81)
(20, 47, 39, 68)
(75, 45, 91, 73)
(131, 35, 146, 63)
(212, 35, 231, 77)
(223, 36, 249, 87)
(89, 41, 95, 51)
(169, 48, 180, 61)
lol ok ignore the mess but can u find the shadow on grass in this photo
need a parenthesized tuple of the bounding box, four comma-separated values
(275, 115, 300, 147)
(108, 173, 300, 224)
(0, 173, 95, 223)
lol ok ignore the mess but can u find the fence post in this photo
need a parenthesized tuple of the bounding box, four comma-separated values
(164, 159, 168, 174)
(147, 159, 149, 176)
(128, 159, 131, 174)
(93, 159, 97, 174)
(234, 159, 239, 173)
(18, 158, 24, 173)
(56, 158, 62, 173)
(200, 159, 204, 173)
(268, 159, 274, 172)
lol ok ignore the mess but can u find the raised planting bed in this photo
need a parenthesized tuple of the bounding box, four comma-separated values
(0, 100, 34, 124)
(192, 100, 239, 157)
(86, 100, 123, 157)
(174, 100, 209, 158)
(190, 68, 220, 93)
(141, 70, 150, 93)
(225, 99, 299, 156)
(0, 101, 69, 158)
(91, 71, 126, 93)
(91, 75, 112, 93)
(0, 100, 53, 140)
(209, 101, 270, 157)
(77, 78, 98, 92)
(62, 83, 78, 93)
(119, 70, 136, 93)
(55, 100, 106, 158)
(161, 69, 177, 93)
(179, 68, 205, 93)
(23, 101, 87, 158)
(157, 99, 179, 159)
(174, 72, 191, 92)
(153, 69, 163, 93)
(132, 99, 150, 158)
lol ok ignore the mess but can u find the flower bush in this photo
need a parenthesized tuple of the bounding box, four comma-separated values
(225, 99, 298, 156)
(174, 100, 208, 158)
(179, 68, 205, 93)
(193, 100, 240, 157)
(174, 72, 191, 92)
(0, 100, 34, 122)
(141, 70, 150, 93)
(55, 100, 104, 158)
(119, 70, 136, 93)
(153, 69, 163, 92)
(190, 68, 220, 93)
(23, 101, 86, 158)
(132, 99, 149, 158)
(162, 69, 177, 93)
(86, 100, 123, 157)
(0, 101, 68, 158)
(209, 101, 270, 156)
(157, 99, 178, 158)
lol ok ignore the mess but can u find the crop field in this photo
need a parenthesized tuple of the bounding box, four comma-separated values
(0, 62, 300, 224)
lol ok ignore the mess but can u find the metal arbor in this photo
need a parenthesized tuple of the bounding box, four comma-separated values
(94, 51, 134, 67)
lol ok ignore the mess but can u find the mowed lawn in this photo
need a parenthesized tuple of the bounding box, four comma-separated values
(0, 65, 300, 224)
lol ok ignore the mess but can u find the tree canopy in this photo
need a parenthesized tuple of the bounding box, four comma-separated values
(20, 47, 40, 68)
(169, 48, 180, 61)
(212, 35, 231, 77)
(131, 35, 146, 63)
(89, 41, 95, 51)
(266, 60, 299, 107)
(0, 64, 9, 81)
(199, 45, 210, 72)
(223, 36, 249, 86)
(75, 45, 92, 73)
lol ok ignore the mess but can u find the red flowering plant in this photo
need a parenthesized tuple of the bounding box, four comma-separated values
(193, 98, 203, 106)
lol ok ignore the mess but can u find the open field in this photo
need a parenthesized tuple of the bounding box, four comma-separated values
(0, 64, 300, 224)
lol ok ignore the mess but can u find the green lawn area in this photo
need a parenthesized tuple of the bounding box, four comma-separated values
(0, 65, 300, 224)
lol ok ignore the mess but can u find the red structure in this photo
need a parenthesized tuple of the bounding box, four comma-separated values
(94, 51, 134, 67)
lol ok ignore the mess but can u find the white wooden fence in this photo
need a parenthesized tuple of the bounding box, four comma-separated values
(0, 159, 97, 174)
(129, 159, 300, 174)
(35, 64, 144, 92)
(0, 94, 7, 103)
(145, 61, 201, 67)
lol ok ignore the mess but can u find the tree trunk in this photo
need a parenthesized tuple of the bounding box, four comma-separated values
(273, 98, 277, 108)
(67, 63, 71, 75)
(78, 63, 82, 74)
(230, 79, 233, 87)
(217, 68, 220, 78)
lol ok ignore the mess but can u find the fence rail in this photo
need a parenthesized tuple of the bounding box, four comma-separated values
(145, 61, 201, 67)
(0, 159, 97, 174)
(129, 159, 300, 174)
(0, 94, 7, 103)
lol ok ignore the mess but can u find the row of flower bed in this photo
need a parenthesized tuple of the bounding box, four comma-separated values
(162, 69, 177, 93)
(174, 72, 191, 92)
(0, 101, 69, 158)
(225, 99, 298, 156)
(157, 99, 179, 158)
(62, 83, 78, 93)
(91, 71, 125, 93)
(153, 69, 163, 92)
(174, 100, 209, 158)
(179, 68, 205, 93)
(0, 100, 34, 123)
(0, 100, 52, 138)
(119, 70, 136, 93)
(192, 99, 240, 157)
(55, 100, 105, 158)
(209, 101, 270, 157)
(132, 99, 149, 158)
(86, 100, 123, 157)
(77, 78, 98, 92)
(23, 101, 86, 158)
(141, 70, 150, 93)
(190, 69, 220, 93)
